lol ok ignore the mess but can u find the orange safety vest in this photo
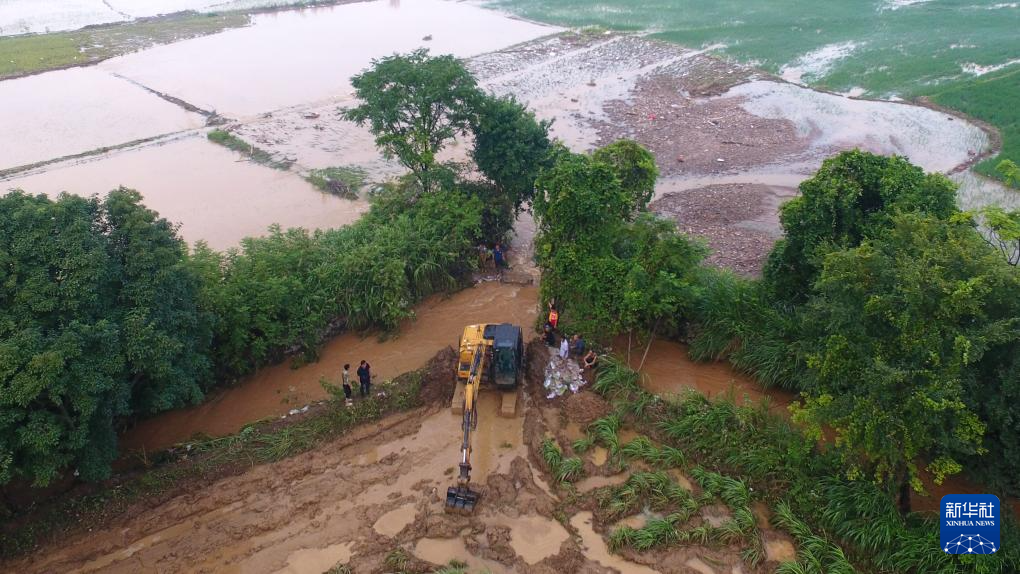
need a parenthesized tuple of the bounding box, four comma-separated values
(548, 309, 559, 328)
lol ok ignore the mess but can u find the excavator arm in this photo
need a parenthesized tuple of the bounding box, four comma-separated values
(446, 344, 485, 514)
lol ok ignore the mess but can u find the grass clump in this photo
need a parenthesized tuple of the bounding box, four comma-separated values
(540, 438, 585, 484)
(306, 166, 369, 198)
(207, 129, 293, 170)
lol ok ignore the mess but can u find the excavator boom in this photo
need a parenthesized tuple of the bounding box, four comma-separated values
(444, 323, 524, 515)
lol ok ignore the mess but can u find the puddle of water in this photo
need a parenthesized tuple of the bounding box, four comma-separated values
(373, 504, 416, 537)
(0, 68, 204, 171)
(275, 541, 353, 574)
(617, 337, 794, 411)
(102, 0, 557, 118)
(574, 473, 629, 493)
(727, 80, 989, 175)
(590, 446, 609, 466)
(700, 504, 731, 527)
(122, 281, 538, 451)
(413, 537, 510, 574)
(569, 511, 659, 574)
(495, 514, 569, 565)
(3, 136, 368, 251)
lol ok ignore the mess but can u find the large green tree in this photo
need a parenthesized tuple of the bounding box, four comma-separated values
(764, 150, 957, 302)
(791, 213, 1019, 511)
(0, 190, 210, 486)
(533, 145, 705, 339)
(343, 49, 480, 192)
(471, 94, 552, 213)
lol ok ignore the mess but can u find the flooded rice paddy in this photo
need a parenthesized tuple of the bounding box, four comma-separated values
(4, 136, 368, 250)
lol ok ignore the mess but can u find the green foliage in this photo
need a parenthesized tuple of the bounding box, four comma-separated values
(539, 437, 584, 483)
(792, 213, 1019, 501)
(470, 94, 552, 211)
(592, 139, 659, 214)
(305, 165, 368, 198)
(773, 501, 857, 574)
(195, 185, 482, 381)
(999, 160, 1020, 187)
(969, 206, 1020, 267)
(0, 189, 210, 486)
(207, 129, 292, 170)
(764, 150, 958, 303)
(535, 151, 707, 338)
(343, 49, 480, 192)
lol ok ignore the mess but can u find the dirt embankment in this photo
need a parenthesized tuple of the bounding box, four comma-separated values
(12, 340, 805, 574)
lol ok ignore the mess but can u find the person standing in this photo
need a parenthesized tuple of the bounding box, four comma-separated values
(559, 336, 569, 360)
(342, 363, 353, 403)
(547, 302, 559, 330)
(493, 242, 506, 269)
(571, 334, 585, 358)
(357, 360, 372, 398)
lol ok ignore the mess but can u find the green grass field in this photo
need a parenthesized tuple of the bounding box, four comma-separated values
(489, 0, 1020, 185)
(0, 12, 249, 80)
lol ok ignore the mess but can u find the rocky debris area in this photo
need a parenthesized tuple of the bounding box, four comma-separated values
(650, 184, 788, 276)
(593, 72, 809, 177)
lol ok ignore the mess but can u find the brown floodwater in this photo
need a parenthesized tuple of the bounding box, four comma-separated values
(122, 281, 540, 451)
(101, 0, 557, 118)
(616, 336, 795, 411)
(0, 67, 204, 171)
(3, 136, 367, 250)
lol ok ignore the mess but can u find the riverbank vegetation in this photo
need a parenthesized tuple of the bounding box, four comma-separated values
(0, 49, 551, 493)
(580, 358, 1020, 572)
(535, 147, 1020, 516)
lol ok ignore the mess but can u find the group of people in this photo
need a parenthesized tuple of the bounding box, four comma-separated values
(340, 360, 374, 404)
(543, 301, 598, 371)
(479, 242, 509, 270)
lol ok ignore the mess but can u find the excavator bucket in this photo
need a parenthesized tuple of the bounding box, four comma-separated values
(444, 485, 479, 515)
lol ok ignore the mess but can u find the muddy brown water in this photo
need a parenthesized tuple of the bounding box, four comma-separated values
(122, 281, 540, 451)
(615, 335, 796, 410)
(0, 67, 205, 171)
(4, 136, 368, 250)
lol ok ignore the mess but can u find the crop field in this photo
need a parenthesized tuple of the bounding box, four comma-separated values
(489, 0, 1020, 180)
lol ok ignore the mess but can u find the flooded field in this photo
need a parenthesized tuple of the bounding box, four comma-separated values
(100, 0, 556, 118)
(3, 136, 367, 250)
(0, 67, 204, 171)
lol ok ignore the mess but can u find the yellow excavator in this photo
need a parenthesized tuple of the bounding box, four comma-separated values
(445, 323, 525, 514)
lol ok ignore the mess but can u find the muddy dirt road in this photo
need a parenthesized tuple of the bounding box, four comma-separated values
(18, 344, 802, 574)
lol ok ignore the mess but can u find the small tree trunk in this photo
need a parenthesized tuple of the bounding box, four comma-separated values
(897, 467, 912, 515)
(637, 318, 662, 372)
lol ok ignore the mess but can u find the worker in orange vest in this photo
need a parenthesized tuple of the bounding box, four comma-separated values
(548, 301, 559, 330)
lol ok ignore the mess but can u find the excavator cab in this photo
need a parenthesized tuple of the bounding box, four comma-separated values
(445, 323, 524, 514)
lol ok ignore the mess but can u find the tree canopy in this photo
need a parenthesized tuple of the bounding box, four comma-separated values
(343, 49, 480, 192)
(791, 213, 1019, 508)
(533, 144, 705, 339)
(471, 94, 552, 213)
(764, 150, 958, 302)
(0, 189, 209, 485)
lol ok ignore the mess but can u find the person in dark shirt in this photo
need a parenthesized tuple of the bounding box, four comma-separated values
(571, 334, 585, 358)
(357, 360, 372, 397)
(543, 322, 556, 347)
(493, 242, 506, 269)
